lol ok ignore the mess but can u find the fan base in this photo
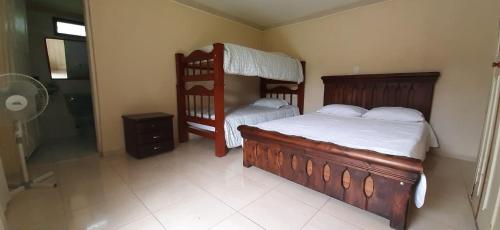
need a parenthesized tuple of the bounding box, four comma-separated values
(9, 171, 57, 196)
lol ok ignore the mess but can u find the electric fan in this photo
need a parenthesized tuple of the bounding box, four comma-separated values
(0, 73, 56, 194)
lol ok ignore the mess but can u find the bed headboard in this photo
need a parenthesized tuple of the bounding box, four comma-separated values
(321, 72, 439, 121)
(260, 61, 306, 114)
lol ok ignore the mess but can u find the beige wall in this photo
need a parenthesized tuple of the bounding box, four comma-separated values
(87, 0, 500, 160)
(86, 0, 262, 153)
(263, 0, 500, 161)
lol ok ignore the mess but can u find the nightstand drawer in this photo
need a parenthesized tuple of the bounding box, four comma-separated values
(136, 120, 171, 133)
(137, 132, 171, 145)
(138, 142, 173, 157)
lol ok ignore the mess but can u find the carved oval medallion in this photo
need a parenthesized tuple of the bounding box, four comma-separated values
(364, 176, 374, 198)
(306, 160, 313, 176)
(342, 170, 351, 189)
(291, 155, 298, 171)
(323, 164, 331, 182)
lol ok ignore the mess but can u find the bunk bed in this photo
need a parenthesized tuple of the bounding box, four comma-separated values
(175, 43, 305, 157)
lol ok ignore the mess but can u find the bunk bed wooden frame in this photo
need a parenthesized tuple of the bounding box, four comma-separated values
(176, 43, 305, 157)
(238, 72, 440, 230)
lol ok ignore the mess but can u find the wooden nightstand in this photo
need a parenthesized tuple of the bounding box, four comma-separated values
(122, 113, 174, 158)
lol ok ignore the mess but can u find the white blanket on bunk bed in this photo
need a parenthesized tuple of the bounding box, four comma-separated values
(201, 43, 304, 83)
(251, 113, 439, 208)
(188, 105, 299, 148)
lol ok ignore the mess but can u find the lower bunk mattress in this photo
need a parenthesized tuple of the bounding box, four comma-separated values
(188, 105, 299, 148)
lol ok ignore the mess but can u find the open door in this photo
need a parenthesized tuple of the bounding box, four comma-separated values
(476, 116, 500, 230)
(472, 27, 500, 230)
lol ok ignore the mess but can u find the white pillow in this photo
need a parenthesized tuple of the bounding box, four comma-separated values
(317, 104, 368, 117)
(253, 98, 288, 109)
(362, 107, 424, 122)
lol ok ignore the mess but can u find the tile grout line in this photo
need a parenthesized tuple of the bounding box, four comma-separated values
(230, 178, 285, 230)
(235, 211, 268, 230)
(106, 151, 242, 229)
(189, 162, 282, 229)
(234, 174, 285, 211)
(189, 177, 241, 228)
(52, 153, 324, 230)
(52, 161, 71, 229)
(104, 157, 167, 230)
(272, 181, 331, 210)
(299, 197, 330, 230)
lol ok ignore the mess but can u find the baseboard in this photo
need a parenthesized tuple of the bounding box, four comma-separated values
(432, 151, 477, 162)
(102, 149, 127, 157)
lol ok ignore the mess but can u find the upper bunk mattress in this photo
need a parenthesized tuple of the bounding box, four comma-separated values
(251, 113, 438, 160)
(201, 43, 304, 83)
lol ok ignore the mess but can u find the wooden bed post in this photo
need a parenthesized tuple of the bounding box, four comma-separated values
(213, 43, 227, 157)
(298, 61, 306, 114)
(259, 79, 267, 98)
(175, 53, 188, 142)
(259, 61, 306, 114)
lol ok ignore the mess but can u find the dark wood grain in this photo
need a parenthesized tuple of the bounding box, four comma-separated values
(122, 113, 174, 159)
(260, 61, 306, 114)
(322, 72, 439, 121)
(213, 43, 226, 157)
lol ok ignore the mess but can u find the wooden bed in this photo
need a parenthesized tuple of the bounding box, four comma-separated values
(176, 43, 305, 157)
(238, 72, 439, 230)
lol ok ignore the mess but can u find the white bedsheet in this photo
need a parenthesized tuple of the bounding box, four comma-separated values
(201, 43, 304, 83)
(188, 105, 299, 148)
(252, 113, 438, 160)
(251, 113, 439, 207)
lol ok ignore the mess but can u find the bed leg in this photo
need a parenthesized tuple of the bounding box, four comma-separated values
(179, 126, 188, 143)
(215, 140, 228, 157)
(390, 201, 409, 230)
(243, 158, 252, 168)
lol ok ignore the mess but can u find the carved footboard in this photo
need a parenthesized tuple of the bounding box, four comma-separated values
(239, 126, 423, 230)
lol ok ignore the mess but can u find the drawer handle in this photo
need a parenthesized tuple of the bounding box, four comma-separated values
(153, 135, 160, 139)
(151, 124, 156, 128)
(153, 146, 160, 150)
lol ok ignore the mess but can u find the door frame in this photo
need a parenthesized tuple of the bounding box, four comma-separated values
(83, 0, 103, 154)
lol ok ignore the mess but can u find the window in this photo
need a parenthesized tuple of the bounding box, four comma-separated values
(54, 18, 86, 37)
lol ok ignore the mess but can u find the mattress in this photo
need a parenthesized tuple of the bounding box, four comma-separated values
(252, 112, 438, 160)
(188, 105, 299, 148)
(200, 43, 304, 83)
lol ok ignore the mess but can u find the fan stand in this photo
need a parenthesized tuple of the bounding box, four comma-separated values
(9, 121, 57, 196)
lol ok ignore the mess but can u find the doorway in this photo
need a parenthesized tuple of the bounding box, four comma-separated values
(25, 0, 97, 164)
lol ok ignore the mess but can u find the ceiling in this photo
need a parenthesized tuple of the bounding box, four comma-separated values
(175, 0, 386, 30)
(27, 0, 84, 15)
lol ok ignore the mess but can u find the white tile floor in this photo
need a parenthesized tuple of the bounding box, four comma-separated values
(7, 138, 477, 230)
(28, 135, 97, 165)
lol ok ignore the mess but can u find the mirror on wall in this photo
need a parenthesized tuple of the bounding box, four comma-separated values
(45, 38, 89, 80)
